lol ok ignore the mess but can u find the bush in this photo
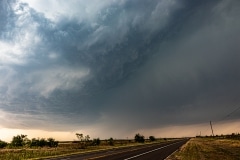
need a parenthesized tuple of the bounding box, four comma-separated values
(30, 138, 47, 147)
(30, 138, 58, 147)
(30, 138, 39, 147)
(149, 136, 156, 141)
(39, 138, 47, 147)
(135, 133, 145, 143)
(0, 140, 7, 148)
(108, 137, 114, 146)
(92, 138, 101, 146)
(11, 134, 28, 147)
(47, 138, 59, 147)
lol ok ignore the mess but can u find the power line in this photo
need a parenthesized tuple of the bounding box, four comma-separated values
(200, 97, 240, 136)
(221, 105, 240, 121)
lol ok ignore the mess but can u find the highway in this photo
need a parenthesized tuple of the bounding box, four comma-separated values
(47, 139, 189, 160)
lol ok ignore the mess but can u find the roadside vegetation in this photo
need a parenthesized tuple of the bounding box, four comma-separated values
(168, 134, 240, 160)
(0, 133, 163, 160)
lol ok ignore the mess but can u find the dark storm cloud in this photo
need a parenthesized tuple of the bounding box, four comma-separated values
(100, 0, 240, 131)
(0, 0, 240, 134)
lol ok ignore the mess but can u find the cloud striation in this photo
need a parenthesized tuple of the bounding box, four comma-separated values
(0, 0, 240, 138)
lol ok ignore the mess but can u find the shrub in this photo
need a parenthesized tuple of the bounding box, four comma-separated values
(30, 138, 39, 147)
(92, 138, 101, 146)
(0, 140, 7, 148)
(108, 137, 114, 146)
(47, 138, 58, 147)
(149, 136, 156, 141)
(11, 134, 28, 147)
(135, 133, 145, 143)
(39, 138, 47, 147)
(30, 138, 58, 147)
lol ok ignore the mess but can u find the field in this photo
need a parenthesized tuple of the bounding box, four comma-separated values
(168, 138, 240, 160)
(0, 139, 169, 160)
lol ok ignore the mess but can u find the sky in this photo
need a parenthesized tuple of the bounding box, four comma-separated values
(1, 0, 240, 141)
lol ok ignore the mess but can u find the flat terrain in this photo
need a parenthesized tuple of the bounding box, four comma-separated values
(0, 139, 182, 160)
(167, 138, 240, 160)
(47, 139, 188, 160)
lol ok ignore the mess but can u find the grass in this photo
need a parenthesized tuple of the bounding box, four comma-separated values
(0, 139, 172, 160)
(0, 146, 118, 160)
(168, 138, 240, 160)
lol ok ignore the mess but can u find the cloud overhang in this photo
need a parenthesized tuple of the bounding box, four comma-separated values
(0, 0, 240, 138)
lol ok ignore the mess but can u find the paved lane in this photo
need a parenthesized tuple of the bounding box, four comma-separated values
(46, 139, 189, 160)
(122, 139, 188, 160)
(90, 139, 188, 160)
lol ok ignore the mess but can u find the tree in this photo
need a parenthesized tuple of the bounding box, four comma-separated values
(76, 133, 89, 148)
(76, 133, 84, 141)
(149, 136, 156, 142)
(135, 133, 145, 143)
(0, 140, 7, 148)
(30, 138, 39, 147)
(39, 138, 47, 147)
(92, 138, 101, 146)
(47, 138, 59, 147)
(108, 137, 114, 146)
(30, 137, 58, 147)
(11, 134, 28, 147)
(85, 135, 90, 141)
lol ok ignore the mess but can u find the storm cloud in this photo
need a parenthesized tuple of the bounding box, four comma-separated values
(0, 0, 240, 138)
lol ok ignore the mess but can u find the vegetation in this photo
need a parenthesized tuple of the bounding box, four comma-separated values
(92, 138, 101, 146)
(75, 133, 84, 141)
(9, 134, 59, 148)
(0, 139, 7, 148)
(75, 133, 95, 148)
(196, 133, 240, 139)
(3, 132, 240, 159)
(169, 137, 240, 160)
(0, 133, 161, 159)
(149, 136, 156, 141)
(108, 137, 114, 146)
(11, 134, 28, 147)
(134, 133, 145, 143)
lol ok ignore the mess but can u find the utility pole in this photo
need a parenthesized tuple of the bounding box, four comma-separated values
(210, 121, 214, 136)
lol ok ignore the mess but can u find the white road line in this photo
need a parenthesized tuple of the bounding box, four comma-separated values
(164, 148, 179, 160)
(124, 141, 182, 160)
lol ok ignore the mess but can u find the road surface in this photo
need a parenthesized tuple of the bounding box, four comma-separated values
(46, 139, 189, 160)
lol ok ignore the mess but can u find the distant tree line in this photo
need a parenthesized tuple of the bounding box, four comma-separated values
(196, 133, 240, 139)
(0, 134, 58, 148)
(0, 133, 158, 149)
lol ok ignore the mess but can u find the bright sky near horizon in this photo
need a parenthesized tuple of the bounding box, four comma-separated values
(1, 0, 240, 142)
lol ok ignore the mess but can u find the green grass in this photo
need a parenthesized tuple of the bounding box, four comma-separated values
(168, 138, 240, 160)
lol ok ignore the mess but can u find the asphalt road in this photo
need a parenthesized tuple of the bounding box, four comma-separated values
(46, 139, 189, 160)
